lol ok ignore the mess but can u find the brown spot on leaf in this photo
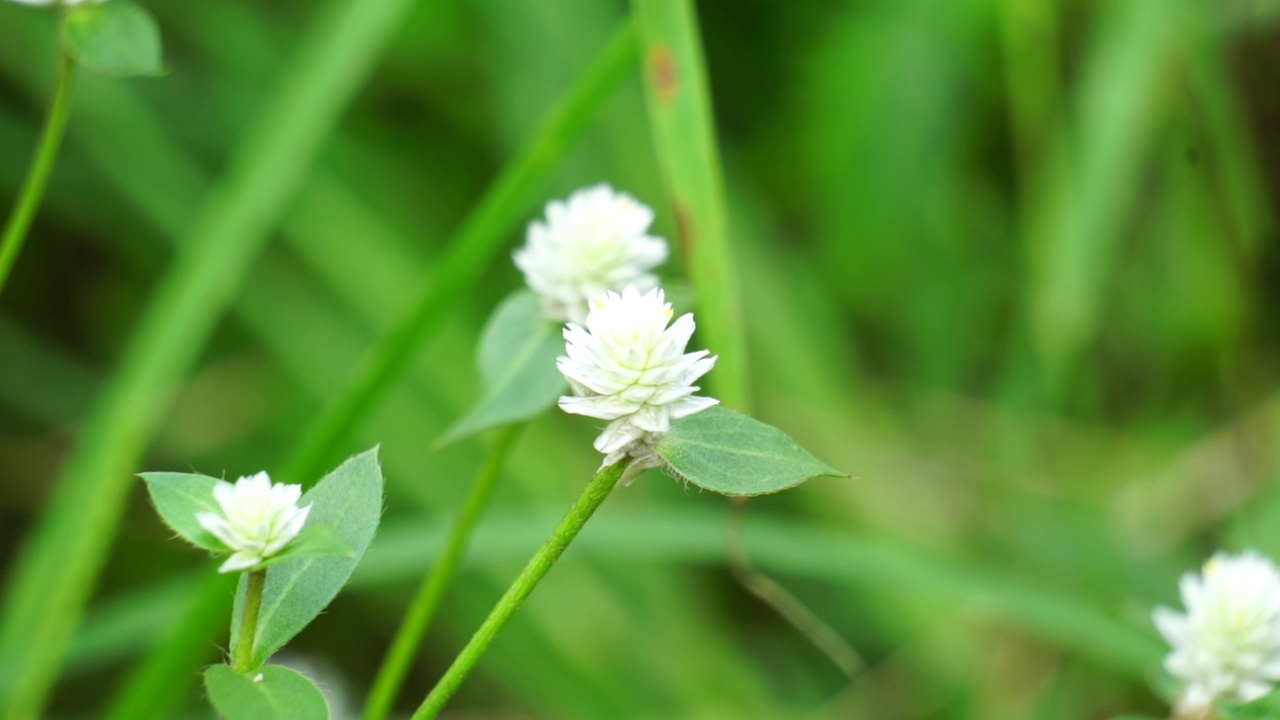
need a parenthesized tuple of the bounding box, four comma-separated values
(648, 44, 678, 105)
(674, 200, 694, 266)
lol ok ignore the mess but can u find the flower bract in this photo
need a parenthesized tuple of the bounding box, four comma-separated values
(514, 184, 668, 323)
(557, 286, 717, 472)
(1154, 549, 1280, 716)
(196, 471, 311, 573)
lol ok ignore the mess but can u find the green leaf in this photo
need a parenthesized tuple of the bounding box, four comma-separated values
(61, 1, 164, 78)
(204, 665, 328, 720)
(657, 407, 845, 496)
(255, 524, 352, 570)
(436, 291, 565, 446)
(139, 472, 224, 551)
(1222, 691, 1280, 720)
(231, 448, 384, 666)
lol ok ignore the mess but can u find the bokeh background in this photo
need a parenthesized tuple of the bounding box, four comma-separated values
(2, 0, 1280, 717)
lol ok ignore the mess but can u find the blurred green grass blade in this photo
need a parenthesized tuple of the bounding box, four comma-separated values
(63, 574, 197, 676)
(349, 506, 1159, 679)
(276, 24, 637, 486)
(0, 315, 94, 423)
(1027, 0, 1178, 382)
(997, 0, 1061, 198)
(70, 505, 1161, 690)
(101, 573, 236, 720)
(1181, 1, 1274, 254)
(630, 0, 748, 411)
(0, 0, 419, 711)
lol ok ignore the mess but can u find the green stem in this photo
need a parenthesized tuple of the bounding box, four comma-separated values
(0, 50, 77, 298)
(58, 23, 629, 717)
(410, 460, 629, 720)
(0, 0, 418, 712)
(232, 570, 266, 673)
(362, 425, 523, 720)
(275, 25, 637, 487)
(726, 497, 863, 679)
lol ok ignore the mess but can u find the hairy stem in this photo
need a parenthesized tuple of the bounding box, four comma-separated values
(410, 460, 629, 720)
(232, 570, 266, 673)
(362, 425, 523, 720)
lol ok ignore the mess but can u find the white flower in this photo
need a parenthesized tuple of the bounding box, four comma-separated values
(1154, 550, 1280, 716)
(514, 184, 668, 323)
(196, 472, 311, 573)
(557, 286, 717, 472)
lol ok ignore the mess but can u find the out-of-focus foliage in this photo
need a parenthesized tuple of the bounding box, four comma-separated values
(1, 0, 1278, 717)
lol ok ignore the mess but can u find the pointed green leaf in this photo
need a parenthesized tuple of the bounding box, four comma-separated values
(62, 1, 164, 78)
(231, 448, 384, 666)
(1222, 691, 1280, 720)
(204, 665, 328, 720)
(657, 407, 845, 496)
(254, 524, 351, 570)
(139, 472, 224, 551)
(437, 291, 565, 446)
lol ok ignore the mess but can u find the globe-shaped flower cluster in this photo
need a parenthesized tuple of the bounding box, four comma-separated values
(1154, 550, 1280, 716)
(514, 184, 668, 323)
(196, 472, 311, 573)
(557, 286, 717, 471)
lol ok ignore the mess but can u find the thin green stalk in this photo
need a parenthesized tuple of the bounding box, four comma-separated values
(410, 460, 629, 720)
(0, 0, 418, 712)
(86, 28, 634, 717)
(276, 24, 637, 487)
(630, 0, 747, 411)
(232, 570, 266, 673)
(0, 50, 76, 297)
(726, 497, 863, 679)
(362, 424, 523, 720)
(630, 0, 861, 688)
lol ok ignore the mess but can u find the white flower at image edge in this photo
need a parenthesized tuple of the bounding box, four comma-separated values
(1154, 550, 1280, 716)
(196, 472, 312, 573)
(515, 184, 668, 323)
(557, 286, 717, 472)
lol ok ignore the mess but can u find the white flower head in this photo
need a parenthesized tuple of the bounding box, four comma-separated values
(514, 184, 669, 323)
(557, 286, 717, 473)
(1154, 550, 1280, 716)
(196, 472, 311, 573)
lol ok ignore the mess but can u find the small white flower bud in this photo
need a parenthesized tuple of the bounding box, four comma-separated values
(1154, 550, 1280, 716)
(196, 472, 311, 573)
(557, 286, 717, 472)
(514, 184, 668, 323)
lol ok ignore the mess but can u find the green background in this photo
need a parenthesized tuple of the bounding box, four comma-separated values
(1, 0, 1278, 717)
